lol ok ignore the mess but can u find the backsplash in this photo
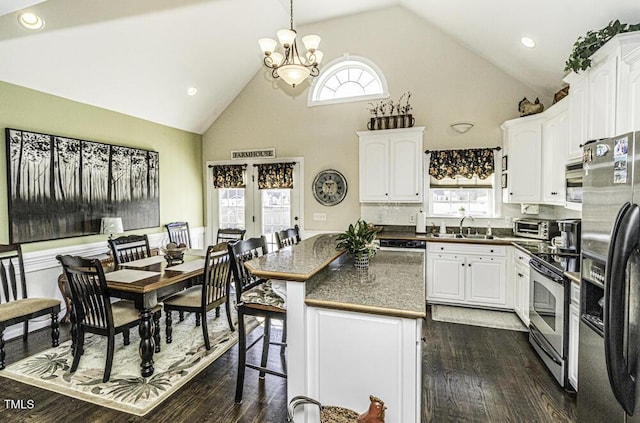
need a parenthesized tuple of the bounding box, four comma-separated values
(361, 202, 581, 230)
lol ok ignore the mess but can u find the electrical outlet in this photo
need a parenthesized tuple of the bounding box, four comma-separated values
(409, 214, 416, 223)
(313, 213, 326, 221)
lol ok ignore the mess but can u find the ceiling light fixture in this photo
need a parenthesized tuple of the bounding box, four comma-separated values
(450, 122, 474, 133)
(18, 12, 45, 30)
(520, 36, 536, 48)
(187, 87, 198, 96)
(258, 0, 322, 88)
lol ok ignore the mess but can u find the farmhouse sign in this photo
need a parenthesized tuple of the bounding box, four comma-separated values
(231, 148, 276, 160)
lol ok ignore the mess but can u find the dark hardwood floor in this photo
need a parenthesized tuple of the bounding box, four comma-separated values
(0, 307, 576, 422)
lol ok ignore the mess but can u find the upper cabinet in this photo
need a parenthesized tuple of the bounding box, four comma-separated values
(563, 32, 640, 160)
(541, 101, 569, 205)
(501, 114, 544, 204)
(357, 127, 425, 203)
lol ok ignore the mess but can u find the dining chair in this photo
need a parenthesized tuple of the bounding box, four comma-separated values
(228, 236, 287, 403)
(108, 234, 152, 265)
(216, 228, 246, 244)
(57, 254, 162, 382)
(275, 224, 301, 249)
(0, 244, 61, 370)
(165, 221, 191, 248)
(163, 243, 234, 349)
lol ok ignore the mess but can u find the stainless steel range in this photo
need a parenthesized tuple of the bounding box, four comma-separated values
(528, 251, 579, 388)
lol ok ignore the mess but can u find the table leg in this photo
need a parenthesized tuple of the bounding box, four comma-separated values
(139, 308, 155, 377)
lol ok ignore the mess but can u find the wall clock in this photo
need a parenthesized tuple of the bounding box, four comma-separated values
(312, 169, 348, 206)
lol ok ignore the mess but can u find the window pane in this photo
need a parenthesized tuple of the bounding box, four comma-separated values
(262, 189, 291, 250)
(310, 58, 386, 104)
(218, 189, 245, 229)
(430, 187, 493, 217)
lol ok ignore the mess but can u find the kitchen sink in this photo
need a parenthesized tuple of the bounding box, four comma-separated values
(431, 233, 463, 238)
(431, 233, 495, 240)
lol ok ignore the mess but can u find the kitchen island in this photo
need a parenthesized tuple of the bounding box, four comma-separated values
(245, 234, 425, 423)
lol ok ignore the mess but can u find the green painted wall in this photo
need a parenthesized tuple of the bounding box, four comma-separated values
(0, 81, 203, 253)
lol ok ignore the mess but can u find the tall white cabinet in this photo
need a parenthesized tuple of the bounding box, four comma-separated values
(357, 127, 425, 203)
(541, 100, 569, 205)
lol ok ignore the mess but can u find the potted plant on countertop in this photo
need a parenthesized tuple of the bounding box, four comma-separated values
(336, 219, 378, 270)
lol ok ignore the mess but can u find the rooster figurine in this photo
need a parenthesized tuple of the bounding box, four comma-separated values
(357, 395, 386, 422)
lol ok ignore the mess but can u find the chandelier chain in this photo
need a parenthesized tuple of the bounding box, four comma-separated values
(290, 0, 294, 31)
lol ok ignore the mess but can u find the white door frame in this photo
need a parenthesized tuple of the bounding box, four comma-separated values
(205, 156, 305, 245)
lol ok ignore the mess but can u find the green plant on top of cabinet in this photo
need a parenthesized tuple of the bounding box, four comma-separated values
(357, 127, 425, 203)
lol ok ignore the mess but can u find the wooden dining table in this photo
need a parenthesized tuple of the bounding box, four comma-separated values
(101, 251, 207, 378)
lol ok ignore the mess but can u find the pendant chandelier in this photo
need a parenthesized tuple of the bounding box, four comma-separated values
(258, 0, 323, 88)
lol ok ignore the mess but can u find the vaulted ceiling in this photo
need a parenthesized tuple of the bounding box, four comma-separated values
(1, 0, 639, 134)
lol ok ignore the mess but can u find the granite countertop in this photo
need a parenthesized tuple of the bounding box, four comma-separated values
(244, 233, 344, 282)
(305, 250, 426, 319)
(377, 230, 550, 248)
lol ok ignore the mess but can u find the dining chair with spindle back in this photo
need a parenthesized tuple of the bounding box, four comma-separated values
(165, 222, 191, 248)
(216, 228, 246, 244)
(57, 254, 162, 382)
(163, 243, 234, 349)
(108, 234, 152, 265)
(275, 225, 301, 249)
(228, 236, 287, 403)
(0, 244, 61, 370)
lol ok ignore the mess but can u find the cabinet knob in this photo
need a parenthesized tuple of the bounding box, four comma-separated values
(490, 249, 494, 253)
(509, 192, 513, 195)
(441, 247, 444, 250)
(468, 263, 472, 267)
(518, 273, 524, 277)
(416, 193, 419, 196)
(461, 263, 464, 267)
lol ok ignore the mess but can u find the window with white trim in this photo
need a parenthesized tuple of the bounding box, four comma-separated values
(428, 175, 495, 217)
(308, 56, 388, 107)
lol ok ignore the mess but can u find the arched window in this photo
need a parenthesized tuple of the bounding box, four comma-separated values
(308, 55, 389, 107)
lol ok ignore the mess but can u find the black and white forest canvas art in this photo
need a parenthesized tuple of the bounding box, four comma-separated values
(5, 128, 159, 243)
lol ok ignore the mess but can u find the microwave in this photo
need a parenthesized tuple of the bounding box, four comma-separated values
(565, 161, 583, 205)
(513, 218, 560, 240)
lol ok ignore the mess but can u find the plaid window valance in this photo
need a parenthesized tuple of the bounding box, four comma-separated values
(211, 164, 246, 188)
(257, 162, 295, 189)
(428, 148, 495, 180)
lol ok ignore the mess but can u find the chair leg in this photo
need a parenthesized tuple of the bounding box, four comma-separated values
(215, 306, 220, 318)
(71, 328, 85, 373)
(202, 311, 211, 350)
(0, 328, 5, 370)
(259, 317, 271, 379)
(225, 297, 235, 332)
(23, 321, 29, 342)
(166, 310, 173, 344)
(104, 334, 115, 383)
(123, 329, 130, 345)
(235, 311, 247, 404)
(195, 313, 201, 327)
(153, 310, 161, 353)
(51, 311, 60, 347)
(179, 311, 185, 322)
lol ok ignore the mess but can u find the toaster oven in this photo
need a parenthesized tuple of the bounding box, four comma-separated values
(513, 218, 560, 240)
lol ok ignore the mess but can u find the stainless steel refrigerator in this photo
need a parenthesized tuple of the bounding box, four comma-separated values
(578, 131, 640, 422)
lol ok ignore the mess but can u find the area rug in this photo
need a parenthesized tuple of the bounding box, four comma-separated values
(0, 308, 257, 416)
(431, 305, 528, 332)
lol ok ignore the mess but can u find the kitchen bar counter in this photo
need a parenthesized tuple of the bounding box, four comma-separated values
(305, 251, 425, 319)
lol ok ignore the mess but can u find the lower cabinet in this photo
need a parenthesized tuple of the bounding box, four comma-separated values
(568, 281, 580, 390)
(427, 242, 509, 309)
(513, 250, 531, 326)
(306, 306, 422, 423)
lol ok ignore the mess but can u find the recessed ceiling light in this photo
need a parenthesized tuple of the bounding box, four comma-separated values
(18, 12, 45, 30)
(520, 37, 536, 48)
(187, 87, 198, 96)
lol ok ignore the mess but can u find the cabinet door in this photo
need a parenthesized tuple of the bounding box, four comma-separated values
(359, 137, 389, 201)
(618, 52, 640, 135)
(542, 105, 569, 205)
(588, 54, 617, 140)
(504, 119, 542, 203)
(567, 74, 589, 160)
(514, 263, 530, 326)
(466, 256, 507, 306)
(389, 136, 423, 202)
(569, 303, 580, 390)
(426, 253, 465, 302)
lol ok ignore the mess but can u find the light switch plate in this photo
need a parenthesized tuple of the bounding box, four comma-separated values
(313, 212, 327, 221)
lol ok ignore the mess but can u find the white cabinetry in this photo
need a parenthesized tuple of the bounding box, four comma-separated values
(541, 101, 569, 205)
(587, 50, 618, 140)
(569, 281, 580, 390)
(618, 45, 640, 134)
(513, 249, 531, 326)
(307, 307, 422, 422)
(564, 72, 589, 160)
(427, 242, 509, 309)
(501, 115, 543, 204)
(357, 127, 425, 203)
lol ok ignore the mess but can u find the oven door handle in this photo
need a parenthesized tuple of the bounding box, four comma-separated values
(529, 325, 562, 365)
(605, 202, 639, 415)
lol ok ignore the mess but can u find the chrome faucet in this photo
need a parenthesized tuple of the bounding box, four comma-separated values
(459, 215, 475, 235)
